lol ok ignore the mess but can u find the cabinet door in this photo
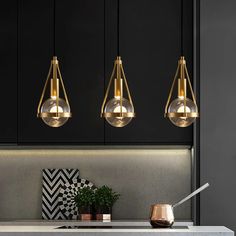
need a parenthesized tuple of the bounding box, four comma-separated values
(0, 0, 17, 143)
(105, 0, 193, 144)
(18, 0, 104, 144)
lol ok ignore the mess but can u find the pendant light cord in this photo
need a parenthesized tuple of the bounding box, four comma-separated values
(53, 0, 56, 56)
(117, 0, 120, 56)
(180, 0, 184, 56)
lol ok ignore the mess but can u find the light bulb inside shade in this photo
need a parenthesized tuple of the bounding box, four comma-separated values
(49, 105, 63, 114)
(113, 105, 127, 114)
(41, 97, 70, 127)
(104, 97, 134, 127)
(168, 97, 197, 127)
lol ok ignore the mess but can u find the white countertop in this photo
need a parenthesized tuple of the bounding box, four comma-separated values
(0, 220, 193, 226)
(0, 225, 232, 233)
(0, 221, 233, 236)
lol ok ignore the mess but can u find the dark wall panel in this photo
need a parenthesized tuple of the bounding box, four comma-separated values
(200, 0, 236, 232)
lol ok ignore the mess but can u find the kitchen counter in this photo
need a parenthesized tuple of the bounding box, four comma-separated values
(0, 222, 233, 236)
(0, 220, 193, 226)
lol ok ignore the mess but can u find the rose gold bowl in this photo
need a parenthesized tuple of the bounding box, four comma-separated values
(150, 204, 174, 228)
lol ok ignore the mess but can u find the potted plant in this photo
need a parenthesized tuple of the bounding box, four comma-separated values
(74, 187, 95, 221)
(94, 185, 120, 221)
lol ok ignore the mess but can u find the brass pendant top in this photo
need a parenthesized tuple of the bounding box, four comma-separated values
(178, 56, 186, 65)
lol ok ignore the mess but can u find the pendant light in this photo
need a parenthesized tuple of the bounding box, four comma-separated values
(164, 0, 199, 127)
(100, 0, 135, 128)
(37, 0, 71, 128)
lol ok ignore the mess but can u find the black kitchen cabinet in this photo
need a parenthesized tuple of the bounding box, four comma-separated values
(1, 0, 193, 145)
(0, 0, 17, 143)
(18, 0, 104, 144)
(105, 0, 193, 144)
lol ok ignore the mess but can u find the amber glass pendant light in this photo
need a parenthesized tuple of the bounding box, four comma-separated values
(37, 0, 71, 128)
(101, 0, 135, 127)
(164, 0, 199, 127)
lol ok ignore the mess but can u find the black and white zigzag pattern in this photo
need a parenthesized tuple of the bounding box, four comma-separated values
(58, 179, 96, 220)
(42, 169, 80, 220)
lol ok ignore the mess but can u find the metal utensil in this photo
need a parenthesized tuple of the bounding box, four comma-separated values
(150, 183, 210, 228)
(173, 183, 209, 209)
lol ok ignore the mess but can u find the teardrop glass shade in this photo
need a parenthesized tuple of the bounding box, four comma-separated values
(41, 97, 70, 127)
(104, 97, 134, 127)
(168, 97, 197, 127)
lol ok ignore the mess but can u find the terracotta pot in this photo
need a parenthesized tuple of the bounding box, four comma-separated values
(80, 213, 93, 221)
(78, 206, 93, 221)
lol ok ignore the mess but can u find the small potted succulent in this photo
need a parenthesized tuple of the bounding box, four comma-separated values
(74, 187, 95, 221)
(94, 185, 120, 221)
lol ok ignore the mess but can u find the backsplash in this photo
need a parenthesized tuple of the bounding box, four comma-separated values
(0, 149, 191, 220)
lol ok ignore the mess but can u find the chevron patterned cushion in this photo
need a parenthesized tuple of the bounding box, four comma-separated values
(42, 169, 80, 220)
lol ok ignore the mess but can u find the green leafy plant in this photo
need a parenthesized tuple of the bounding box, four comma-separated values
(74, 187, 95, 209)
(94, 185, 120, 210)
